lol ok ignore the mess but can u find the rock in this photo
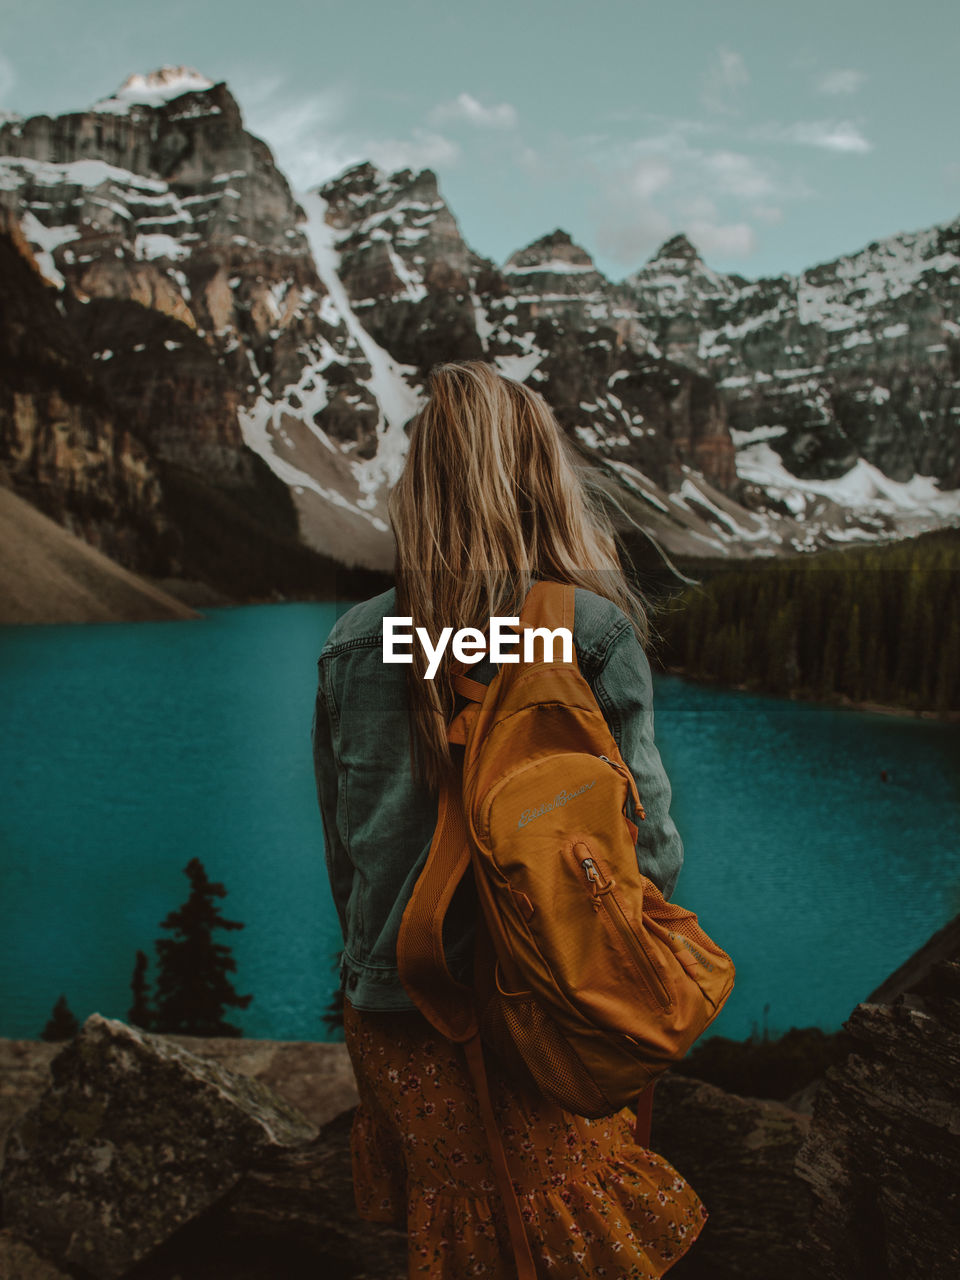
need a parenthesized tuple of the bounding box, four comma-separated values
(866, 911, 960, 1004)
(795, 954, 960, 1279)
(627, 219, 960, 491)
(650, 1074, 813, 1280)
(0, 1014, 317, 1279)
(125, 1109, 406, 1279)
(0, 75, 400, 574)
(0, 1034, 359, 1166)
(671, 1025, 852, 1104)
(0, 1231, 73, 1280)
(0, 216, 176, 579)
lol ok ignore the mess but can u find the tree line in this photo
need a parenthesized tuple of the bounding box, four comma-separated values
(41, 858, 252, 1041)
(651, 529, 960, 715)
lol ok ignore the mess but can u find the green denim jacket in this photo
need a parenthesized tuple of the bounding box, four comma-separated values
(311, 585, 685, 1012)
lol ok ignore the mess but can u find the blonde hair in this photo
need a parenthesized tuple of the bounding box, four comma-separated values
(387, 360, 647, 792)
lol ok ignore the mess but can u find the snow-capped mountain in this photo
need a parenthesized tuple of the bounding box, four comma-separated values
(627, 222, 960, 491)
(1, 67, 958, 587)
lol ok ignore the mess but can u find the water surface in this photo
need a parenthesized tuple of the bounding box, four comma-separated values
(1, 603, 957, 1043)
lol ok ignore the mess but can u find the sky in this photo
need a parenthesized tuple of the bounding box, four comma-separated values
(1, 0, 958, 280)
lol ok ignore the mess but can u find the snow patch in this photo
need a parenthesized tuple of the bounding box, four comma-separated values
(729, 425, 788, 447)
(134, 232, 190, 261)
(495, 352, 544, 381)
(737, 443, 960, 523)
(17, 211, 81, 288)
(300, 189, 422, 495)
(91, 67, 214, 115)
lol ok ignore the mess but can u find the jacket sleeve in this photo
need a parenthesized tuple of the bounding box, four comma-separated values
(590, 620, 684, 900)
(311, 659, 352, 943)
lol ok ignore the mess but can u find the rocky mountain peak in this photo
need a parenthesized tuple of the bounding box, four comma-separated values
(648, 233, 703, 268)
(504, 227, 601, 282)
(319, 162, 448, 240)
(90, 66, 217, 115)
(505, 227, 599, 275)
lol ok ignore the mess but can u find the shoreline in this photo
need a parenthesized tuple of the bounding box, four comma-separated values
(659, 666, 960, 724)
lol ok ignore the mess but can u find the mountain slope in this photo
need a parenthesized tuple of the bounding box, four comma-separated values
(1, 67, 958, 584)
(0, 480, 198, 624)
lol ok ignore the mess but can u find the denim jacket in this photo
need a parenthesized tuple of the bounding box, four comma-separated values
(311, 585, 685, 1012)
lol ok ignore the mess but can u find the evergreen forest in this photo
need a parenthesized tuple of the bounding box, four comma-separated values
(652, 529, 960, 716)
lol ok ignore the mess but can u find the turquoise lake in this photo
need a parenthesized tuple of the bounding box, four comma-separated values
(1, 602, 958, 1044)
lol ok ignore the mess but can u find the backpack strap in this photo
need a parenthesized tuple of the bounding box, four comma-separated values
(398, 778, 538, 1279)
(396, 779, 477, 1043)
(517, 579, 577, 661)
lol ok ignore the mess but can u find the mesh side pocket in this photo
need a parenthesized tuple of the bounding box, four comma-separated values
(647, 880, 723, 948)
(483, 989, 612, 1117)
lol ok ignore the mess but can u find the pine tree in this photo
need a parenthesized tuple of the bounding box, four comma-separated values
(40, 994, 79, 1042)
(128, 949, 154, 1030)
(151, 858, 252, 1037)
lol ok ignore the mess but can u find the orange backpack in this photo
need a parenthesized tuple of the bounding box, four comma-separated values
(398, 580, 734, 1276)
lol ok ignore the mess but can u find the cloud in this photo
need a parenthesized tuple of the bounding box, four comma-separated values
(701, 47, 749, 115)
(429, 92, 517, 129)
(783, 119, 873, 153)
(686, 220, 756, 258)
(242, 80, 459, 188)
(703, 151, 775, 199)
(816, 69, 866, 96)
(585, 121, 791, 268)
(626, 156, 672, 200)
(365, 130, 460, 173)
(244, 86, 364, 188)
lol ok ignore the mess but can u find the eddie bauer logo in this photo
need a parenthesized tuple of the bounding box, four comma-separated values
(667, 930, 715, 972)
(518, 779, 596, 829)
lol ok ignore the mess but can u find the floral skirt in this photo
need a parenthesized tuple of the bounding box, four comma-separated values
(343, 999, 706, 1278)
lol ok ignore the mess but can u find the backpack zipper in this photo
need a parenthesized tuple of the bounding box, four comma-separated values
(580, 855, 671, 1010)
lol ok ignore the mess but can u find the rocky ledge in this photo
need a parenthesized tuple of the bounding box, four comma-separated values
(1, 916, 958, 1279)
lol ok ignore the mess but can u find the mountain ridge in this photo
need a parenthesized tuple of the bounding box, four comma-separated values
(1, 69, 958, 601)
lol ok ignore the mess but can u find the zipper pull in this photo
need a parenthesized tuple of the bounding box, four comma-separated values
(599, 755, 646, 821)
(583, 857, 603, 911)
(582, 856, 602, 890)
(580, 854, 613, 906)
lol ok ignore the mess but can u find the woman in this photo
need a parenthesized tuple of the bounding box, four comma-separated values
(312, 361, 706, 1277)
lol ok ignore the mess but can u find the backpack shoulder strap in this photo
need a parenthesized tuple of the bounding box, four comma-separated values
(396, 776, 539, 1280)
(518, 579, 577, 654)
(396, 777, 477, 1043)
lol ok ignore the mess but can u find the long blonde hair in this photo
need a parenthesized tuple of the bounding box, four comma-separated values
(388, 360, 648, 792)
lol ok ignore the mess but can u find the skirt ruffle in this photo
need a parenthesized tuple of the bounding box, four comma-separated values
(344, 1001, 706, 1278)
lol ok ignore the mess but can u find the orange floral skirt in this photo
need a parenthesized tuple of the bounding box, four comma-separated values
(343, 999, 706, 1277)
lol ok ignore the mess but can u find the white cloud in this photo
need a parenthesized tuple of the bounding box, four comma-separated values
(817, 69, 866, 96)
(701, 47, 749, 115)
(244, 86, 364, 188)
(586, 126, 787, 267)
(626, 156, 672, 200)
(784, 119, 873, 153)
(429, 92, 517, 129)
(365, 130, 460, 173)
(704, 150, 775, 199)
(686, 219, 756, 258)
(242, 81, 459, 188)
